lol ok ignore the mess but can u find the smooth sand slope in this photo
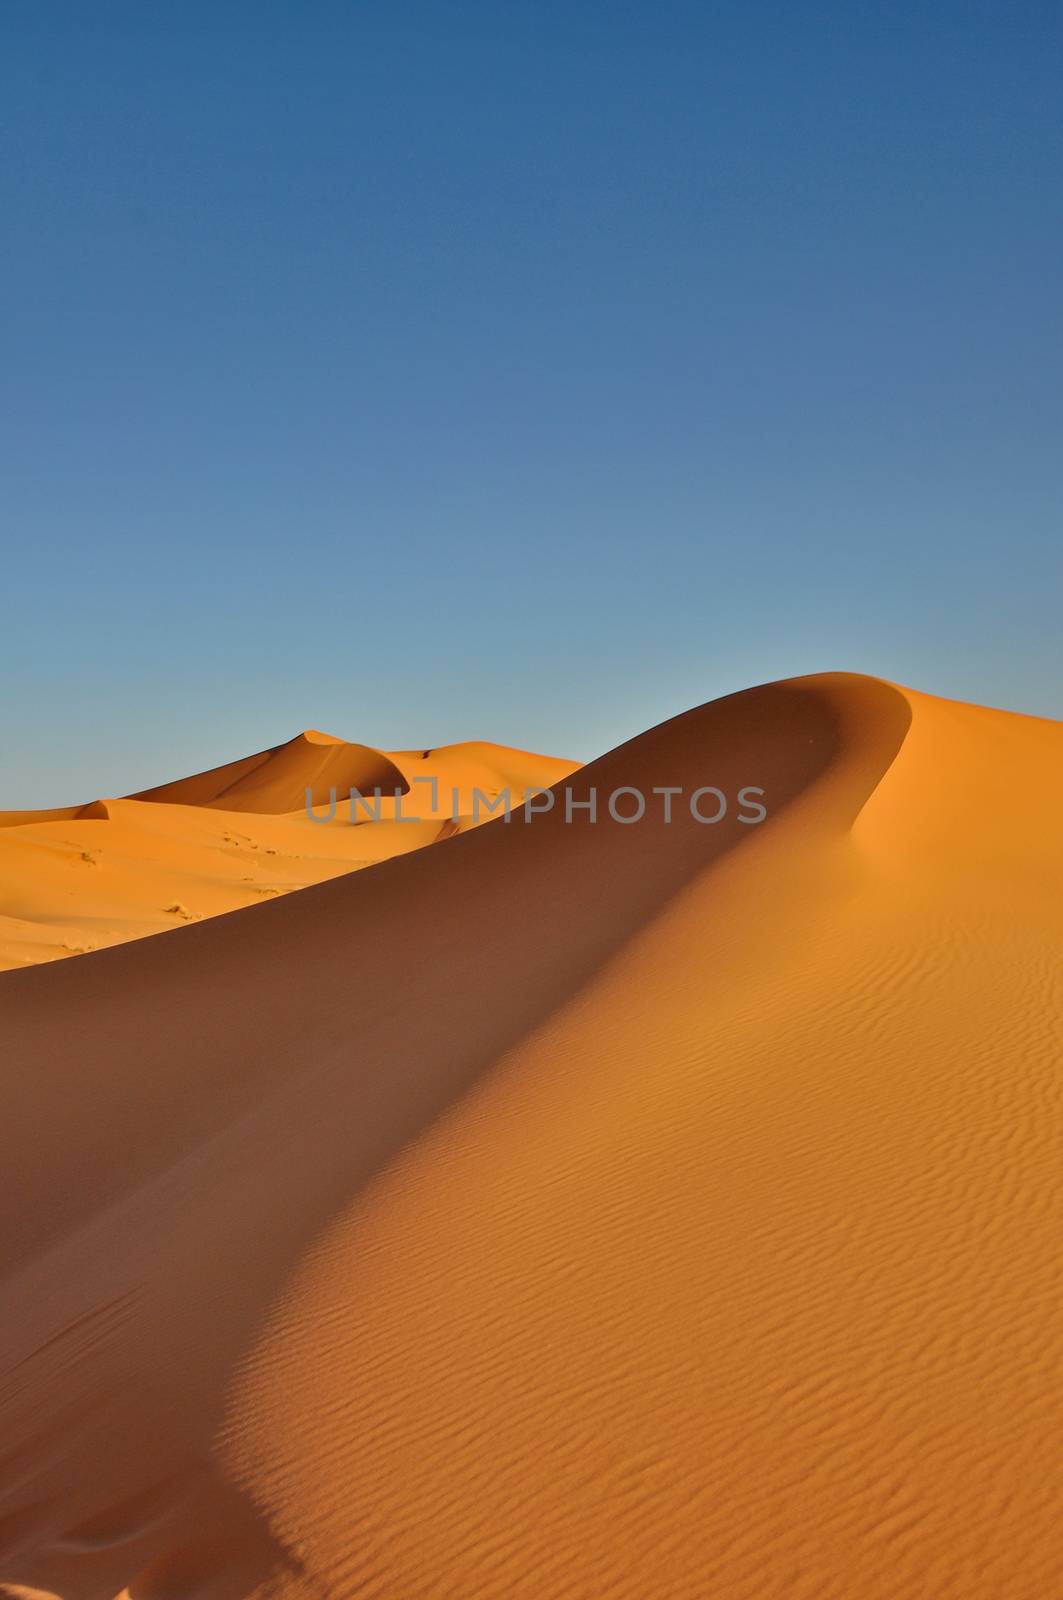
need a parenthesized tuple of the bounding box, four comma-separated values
(1, 673, 1061, 1599)
(0, 734, 577, 970)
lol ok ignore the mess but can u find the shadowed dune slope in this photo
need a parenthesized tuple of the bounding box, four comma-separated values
(2, 672, 1062, 1600)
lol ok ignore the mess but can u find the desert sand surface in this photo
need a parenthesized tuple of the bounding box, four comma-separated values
(0, 733, 577, 971)
(1, 672, 1062, 1599)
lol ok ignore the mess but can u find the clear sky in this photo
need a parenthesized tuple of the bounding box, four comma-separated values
(3, 1, 1061, 807)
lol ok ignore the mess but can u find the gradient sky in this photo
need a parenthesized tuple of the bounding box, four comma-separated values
(3, 1, 1061, 807)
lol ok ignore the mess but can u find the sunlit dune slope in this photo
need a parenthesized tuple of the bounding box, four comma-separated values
(0, 735, 577, 970)
(1, 672, 1061, 1600)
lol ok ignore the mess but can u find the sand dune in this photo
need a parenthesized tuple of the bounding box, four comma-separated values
(128, 730, 411, 814)
(2, 673, 1061, 1598)
(0, 736, 577, 970)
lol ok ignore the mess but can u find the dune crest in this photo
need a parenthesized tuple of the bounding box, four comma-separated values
(128, 731, 410, 813)
(2, 673, 1062, 1598)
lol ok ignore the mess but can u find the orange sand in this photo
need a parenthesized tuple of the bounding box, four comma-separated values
(1, 673, 1061, 1598)
(0, 734, 577, 970)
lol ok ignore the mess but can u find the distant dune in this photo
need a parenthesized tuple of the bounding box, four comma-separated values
(1, 673, 1061, 1598)
(0, 734, 577, 970)
(127, 729, 412, 813)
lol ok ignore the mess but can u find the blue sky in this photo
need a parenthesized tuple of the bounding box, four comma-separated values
(3, 1, 1061, 806)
